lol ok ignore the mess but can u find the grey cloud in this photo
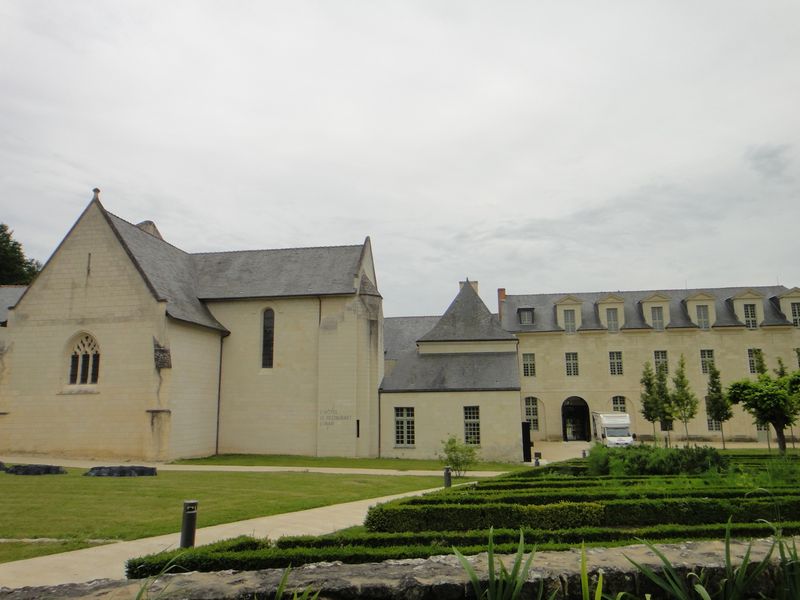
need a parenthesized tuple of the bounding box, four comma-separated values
(745, 144, 792, 181)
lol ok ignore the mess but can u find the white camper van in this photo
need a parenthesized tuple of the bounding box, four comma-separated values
(591, 412, 634, 447)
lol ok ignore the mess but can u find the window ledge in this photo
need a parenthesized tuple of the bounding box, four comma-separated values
(393, 445, 416, 449)
(146, 409, 172, 415)
(58, 388, 99, 396)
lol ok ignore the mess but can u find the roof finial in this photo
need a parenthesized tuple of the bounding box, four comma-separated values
(92, 188, 100, 201)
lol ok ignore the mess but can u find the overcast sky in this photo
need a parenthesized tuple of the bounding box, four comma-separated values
(1, 1, 798, 316)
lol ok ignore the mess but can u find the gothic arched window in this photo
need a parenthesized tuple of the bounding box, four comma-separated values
(69, 334, 100, 385)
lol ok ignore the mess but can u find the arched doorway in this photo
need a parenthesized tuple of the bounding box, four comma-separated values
(562, 396, 590, 441)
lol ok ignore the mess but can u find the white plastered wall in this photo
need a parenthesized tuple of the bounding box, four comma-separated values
(212, 296, 321, 456)
(163, 319, 222, 459)
(211, 289, 382, 458)
(380, 390, 524, 461)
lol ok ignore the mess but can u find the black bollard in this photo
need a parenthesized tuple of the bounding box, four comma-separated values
(443, 466, 452, 488)
(180, 500, 198, 548)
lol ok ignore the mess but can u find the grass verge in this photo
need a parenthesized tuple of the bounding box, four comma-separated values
(0, 469, 442, 563)
(172, 453, 523, 472)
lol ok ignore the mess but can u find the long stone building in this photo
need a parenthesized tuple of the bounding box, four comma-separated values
(2, 195, 799, 461)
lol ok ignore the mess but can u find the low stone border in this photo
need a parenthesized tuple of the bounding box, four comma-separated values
(0, 537, 784, 599)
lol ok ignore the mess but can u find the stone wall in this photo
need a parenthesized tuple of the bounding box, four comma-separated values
(0, 538, 784, 599)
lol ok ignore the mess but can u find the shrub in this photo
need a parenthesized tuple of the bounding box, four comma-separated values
(439, 435, 477, 477)
(585, 444, 727, 476)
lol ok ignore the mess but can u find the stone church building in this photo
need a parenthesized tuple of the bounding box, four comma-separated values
(0, 193, 382, 461)
(1, 194, 799, 461)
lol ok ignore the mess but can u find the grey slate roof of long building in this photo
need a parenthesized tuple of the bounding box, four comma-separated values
(104, 209, 370, 332)
(501, 286, 795, 332)
(381, 351, 520, 392)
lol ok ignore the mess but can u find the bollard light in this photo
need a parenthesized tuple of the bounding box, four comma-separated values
(180, 500, 198, 548)
(443, 466, 452, 488)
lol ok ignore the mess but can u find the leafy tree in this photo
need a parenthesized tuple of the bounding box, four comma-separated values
(439, 435, 477, 477)
(654, 362, 673, 447)
(705, 362, 732, 449)
(727, 365, 800, 455)
(752, 348, 767, 375)
(775, 357, 788, 377)
(0, 223, 41, 284)
(670, 355, 699, 446)
(640, 362, 659, 445)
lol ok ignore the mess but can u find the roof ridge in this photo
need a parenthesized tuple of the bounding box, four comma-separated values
(509, 284, 788, 298)
(191, 243, 364, 256)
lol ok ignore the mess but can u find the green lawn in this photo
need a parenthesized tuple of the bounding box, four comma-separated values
(173, 453, 524, 472)
(0, 468, 443, 563)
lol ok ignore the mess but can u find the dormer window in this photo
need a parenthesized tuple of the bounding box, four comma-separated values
(564, 309, 576, 333)
(744, 304, 757, 329)
(606, 308, 619, 333)
(696, 305, 710, 330)
(732, 291, 764, 330)
(651, 306, 664, 331)
(518, 309, 533, 325)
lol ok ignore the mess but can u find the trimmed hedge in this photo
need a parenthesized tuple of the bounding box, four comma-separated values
(128, 520, 800, 578)
(278, 521, 800, 550)
(403, 486, 796, 506)
(365, 495, 800, 532)
(364, 501, 604, 532)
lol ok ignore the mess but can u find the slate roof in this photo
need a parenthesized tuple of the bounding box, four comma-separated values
(381, 352, 520, 392)
(0, 286, 26, 324)
(107, 213, 226, 331)
(100, 203, 373, 332)
(382, 286, 519, 393)
(192, 246, 364, 300)
(384, 316, 440, 360)
(419, 283, 516, 342)
(502, 286, 793, 333)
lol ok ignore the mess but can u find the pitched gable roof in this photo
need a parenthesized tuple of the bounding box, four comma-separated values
(193, 245, 363, 299)
(105, 212, 227, 332)
(97, 201, 372, 331)
(418, 283, 515, 342)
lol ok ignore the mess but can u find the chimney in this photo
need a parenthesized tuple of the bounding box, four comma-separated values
(459, 279, 479, 294)
(92, 188, 100, 201)
(136, 220, 164, 240)
(497, 288, 506, 321)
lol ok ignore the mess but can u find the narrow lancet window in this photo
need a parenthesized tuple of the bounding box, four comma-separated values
(262, 309, 275, 368)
